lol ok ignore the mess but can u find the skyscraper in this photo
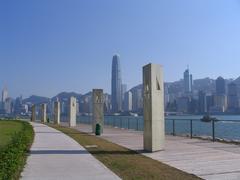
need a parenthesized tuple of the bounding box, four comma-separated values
(184, 69, 192, 94)
(227, 82, 239, 111)
(2, 87, 8, 103)
(198, 91, 207, 113)
(1, 87, 8, 111)
(4, 97, 13, 114)
(213, 77, 227, 112)
(131, 85, 143, 113)
(123, 91, 132, 112)
(111, 54, 122, 112)
(121, 84, 127, 101)
(216, 77, 226, 95)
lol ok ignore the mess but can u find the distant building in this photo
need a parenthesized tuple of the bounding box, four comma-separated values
(1, 87, 8, 111)
(206, 95, 214, 112)
(190, 74, 193, 92)
(2, 87, 8, 103)
(188, 98, 197, 114)
(176, 97, 189, 113)
(22, 104, 29, 114)
(164, 83, 170, 108)
(79, 92, 92, 114)
(227, 82, 239, 112)
(131, 86, 143, 113)
(121, 84, 127, 101)
(213, 95, 227, 113)
(103, 94, 111, 113)
(184, 69, 193, 94)
(216, 77, 226, 95)
(111, 54, 122, 112)
(123, 91, 132, 112)
(14, 96, 23, 115)
(198, 91, 207, 114)
(4, 97, 13, 114)
(210, 77, 227, 113)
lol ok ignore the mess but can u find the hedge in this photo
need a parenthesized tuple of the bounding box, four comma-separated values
(0, 121, 34, 180)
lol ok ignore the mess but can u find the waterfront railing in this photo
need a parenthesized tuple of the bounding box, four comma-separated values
(71, 116, 240, 142)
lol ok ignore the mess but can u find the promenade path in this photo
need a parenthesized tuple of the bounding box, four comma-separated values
(21, 123, 120, 180)
(75, 124, 240, 180)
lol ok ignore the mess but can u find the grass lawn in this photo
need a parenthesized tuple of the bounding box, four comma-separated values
(0, 120, 24, 149)
(0, 120, 34, 180)
(49, 124, 201, 180)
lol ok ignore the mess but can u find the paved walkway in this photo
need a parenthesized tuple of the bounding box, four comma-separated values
(75, 124, 240, 180)
(21, 123, 120, 180)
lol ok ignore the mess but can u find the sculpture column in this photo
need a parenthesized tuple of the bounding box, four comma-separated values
(143, 63, 165, 152)
(41, 104, 47, 123)
(92, 89, 104, 133)
(54, 101, 60, 125)
(69, 97, 77, 127)
(31, 105, 36, 122)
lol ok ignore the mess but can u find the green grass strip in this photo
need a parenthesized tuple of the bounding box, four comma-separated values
(49, 124, 201, 180)
(0, 120, 34, 180)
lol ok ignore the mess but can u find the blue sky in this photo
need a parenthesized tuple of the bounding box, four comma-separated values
(0, 0, 240, 98)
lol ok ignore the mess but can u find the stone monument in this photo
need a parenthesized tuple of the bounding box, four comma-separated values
(69, 97, 77, 127)
(143, 63, 165, 152)
(54, 101, 60, 125)
(41, 104, 47, 123)
(31, 105, 36, 122)
(92, 89, 104, 133)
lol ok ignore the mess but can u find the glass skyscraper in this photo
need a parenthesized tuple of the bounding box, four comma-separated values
(111, 54, 122, 113)
(184, 69, 193, 93)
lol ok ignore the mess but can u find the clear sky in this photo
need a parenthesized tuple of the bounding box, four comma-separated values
(0, 0, 240, 98)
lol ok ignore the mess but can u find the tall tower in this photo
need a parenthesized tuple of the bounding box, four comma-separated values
(111, 54, 122, 113)
(184, 69, 192, 93)
(2, 87, 8, 103)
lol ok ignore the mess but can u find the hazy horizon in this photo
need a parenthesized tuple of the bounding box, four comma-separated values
(1, 0, 240, 98)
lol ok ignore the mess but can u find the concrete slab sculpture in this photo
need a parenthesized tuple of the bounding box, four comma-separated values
(92, 89, 104, 134)
(143, 63, 165, 152)
(41, 104, 47, 123)
(31, 105, 36, 122)
(69, 97, 77, 127)
(54, 101, 60, 125)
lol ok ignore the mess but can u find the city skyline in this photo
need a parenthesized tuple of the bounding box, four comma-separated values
(1, 0, 240, 98)
(2, 66, 240, 116)
(2, 66, 240, 99)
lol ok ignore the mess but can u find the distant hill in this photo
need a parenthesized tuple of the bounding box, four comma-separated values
(52, 92, 82, 101)
(23, 95, 50, 104)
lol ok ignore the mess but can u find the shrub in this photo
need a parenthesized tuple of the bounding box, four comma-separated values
(0, 121, 34, 180)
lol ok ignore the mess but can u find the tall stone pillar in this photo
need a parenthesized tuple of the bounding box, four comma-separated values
(92, 89, 104, 133)
(31, 105, 36, 122)
(69, 97, 77, 127)
(41, 104, 47, 123)
(143, 63, 165, 152)
(54, 101, 60, 125)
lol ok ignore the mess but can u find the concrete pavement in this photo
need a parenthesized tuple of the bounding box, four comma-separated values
(21, 123, 120, 180)
(75, 124, 240, 180)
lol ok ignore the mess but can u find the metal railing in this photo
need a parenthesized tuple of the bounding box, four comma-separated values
(168, 119, 216, 141)
(77, 116, 240, 142)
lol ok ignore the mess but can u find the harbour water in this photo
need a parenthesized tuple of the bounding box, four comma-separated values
(68, 115, 240, 141)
